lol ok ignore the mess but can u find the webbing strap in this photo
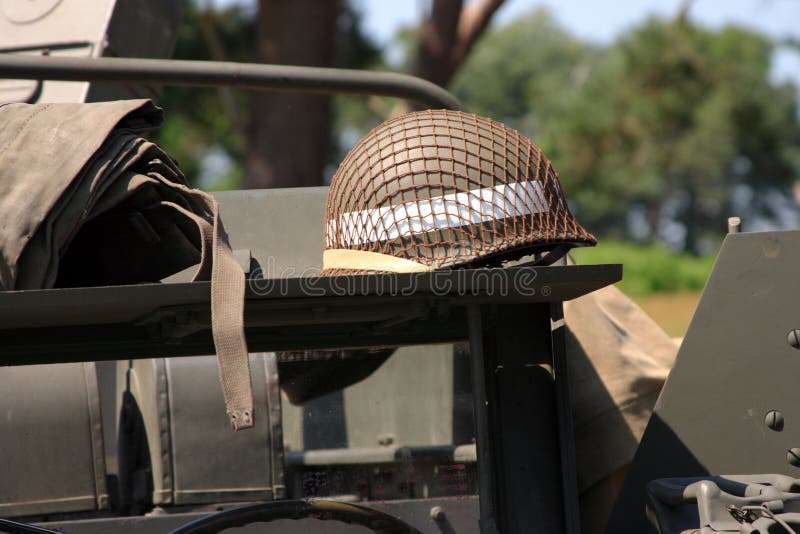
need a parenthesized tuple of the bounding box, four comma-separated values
(194, 191, 253, 430)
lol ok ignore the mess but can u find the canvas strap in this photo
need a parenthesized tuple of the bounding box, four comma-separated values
(209, 197, 253, 430)
(189, 190, 253, 430)
(140, 173, 253, 430)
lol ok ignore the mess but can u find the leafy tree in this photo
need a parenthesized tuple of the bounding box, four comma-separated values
(154, 1, 255, 189)
(157, 3, 799, 254)
(452, 9, 593, 129)
(451, 10, 799, 253)
(544, 19, 799, 253)
(154, 0, 380, 189)
(156, 0, 505, 189)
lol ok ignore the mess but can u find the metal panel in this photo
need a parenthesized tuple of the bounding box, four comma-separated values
(0, 362, 108, 516)
(344, 345, 456, 448)
(607, 230, 800, 533)
(282, 344, 457, 452)
(468, 303, 579, 534)
(0, 264, 620, 365)
(216, 188, 328, 275)
(121, 358, 173, 506)
(121, 354, 284, 506)
(0, 0, 180, 104)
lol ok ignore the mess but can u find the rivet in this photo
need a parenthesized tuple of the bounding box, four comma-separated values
(788, 448, 800, 468)
(788, 330, 800, 349)
(765, 410, 784, 432)
(430, 506, 445, 521)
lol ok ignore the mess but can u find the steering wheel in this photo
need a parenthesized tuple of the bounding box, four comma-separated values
(167, 499, 424, 534)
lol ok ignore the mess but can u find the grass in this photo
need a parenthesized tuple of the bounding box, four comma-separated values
(571, 240, 717, 337)
(634, 290, 702, 337)
(570, 240, 717, 298)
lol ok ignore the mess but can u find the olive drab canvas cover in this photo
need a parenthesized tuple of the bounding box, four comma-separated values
(0, 100, 253, 430)
(566, 282, 678, 493)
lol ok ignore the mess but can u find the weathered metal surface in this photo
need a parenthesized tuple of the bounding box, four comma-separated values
(0, 363, 108, 517)
(282, 347, 467, 450)
(607, 230, 800, 533)
(119, 354, 284, 508)
(0, 55, 464, 111)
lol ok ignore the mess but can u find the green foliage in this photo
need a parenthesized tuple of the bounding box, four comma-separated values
(540, 19, 800, 252)
(157, 2, 799, 253)
(153, 0, 254, 187)
(154, 0, 382, 187)
(328, 3, 385, 169)
(571, 240, 716, 297)
(452, 9, 593, 130)
(451, 12, 800, 253)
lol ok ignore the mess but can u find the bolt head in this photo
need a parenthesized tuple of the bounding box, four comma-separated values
(766, 410, 785, 432)
(788, 330, 800, 349)
(788, 448, 800, 468)
(430, 506, 445, 521)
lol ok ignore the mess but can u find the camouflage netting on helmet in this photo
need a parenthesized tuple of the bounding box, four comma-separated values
(323, 110, 595, 274)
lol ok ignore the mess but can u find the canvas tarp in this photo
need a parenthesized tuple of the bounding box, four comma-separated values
(0, 100, 253, 430)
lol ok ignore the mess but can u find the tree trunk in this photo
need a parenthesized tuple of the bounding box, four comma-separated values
(683, 187, 700, 255)
(645, 202, 661, 240)
(399, 0, 505, 114)
(244, 0, 340, 189)
(414, 0, 463, 89)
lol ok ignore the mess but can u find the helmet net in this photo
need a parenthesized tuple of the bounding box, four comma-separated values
(324, 110, 595, 274)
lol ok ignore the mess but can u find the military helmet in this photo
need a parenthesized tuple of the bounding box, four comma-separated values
(323, 109, 595, 274)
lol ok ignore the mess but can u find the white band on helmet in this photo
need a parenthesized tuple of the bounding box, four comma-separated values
(328, 181, 548, 247)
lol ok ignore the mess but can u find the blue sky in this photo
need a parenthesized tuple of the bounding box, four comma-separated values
(209, 0, 799, 84)
(357, 0, 800, 85)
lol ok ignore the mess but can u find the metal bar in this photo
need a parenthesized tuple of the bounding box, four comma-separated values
(262, 352, 287, 500)
(551, 302, 582, 534)
(0, 55, 464, 111)
(0, 265, 620, 364)
(485, 303, 566, 533)
(467, 305, 498, 534)
(0, 41, 92, 54)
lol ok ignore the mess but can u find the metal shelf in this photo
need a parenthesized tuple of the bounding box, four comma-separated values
(0, 264, 619, 365)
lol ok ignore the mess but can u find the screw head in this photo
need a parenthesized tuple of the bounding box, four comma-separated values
(788, 330, 800, 349)
(766, 410, 785, 432)
(788, 448, 800, 467)
(430, 506, 445, 521)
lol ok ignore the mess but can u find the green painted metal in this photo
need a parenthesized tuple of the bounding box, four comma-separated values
(0, 55, 464, 111)
(607, 230, 800, 533)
